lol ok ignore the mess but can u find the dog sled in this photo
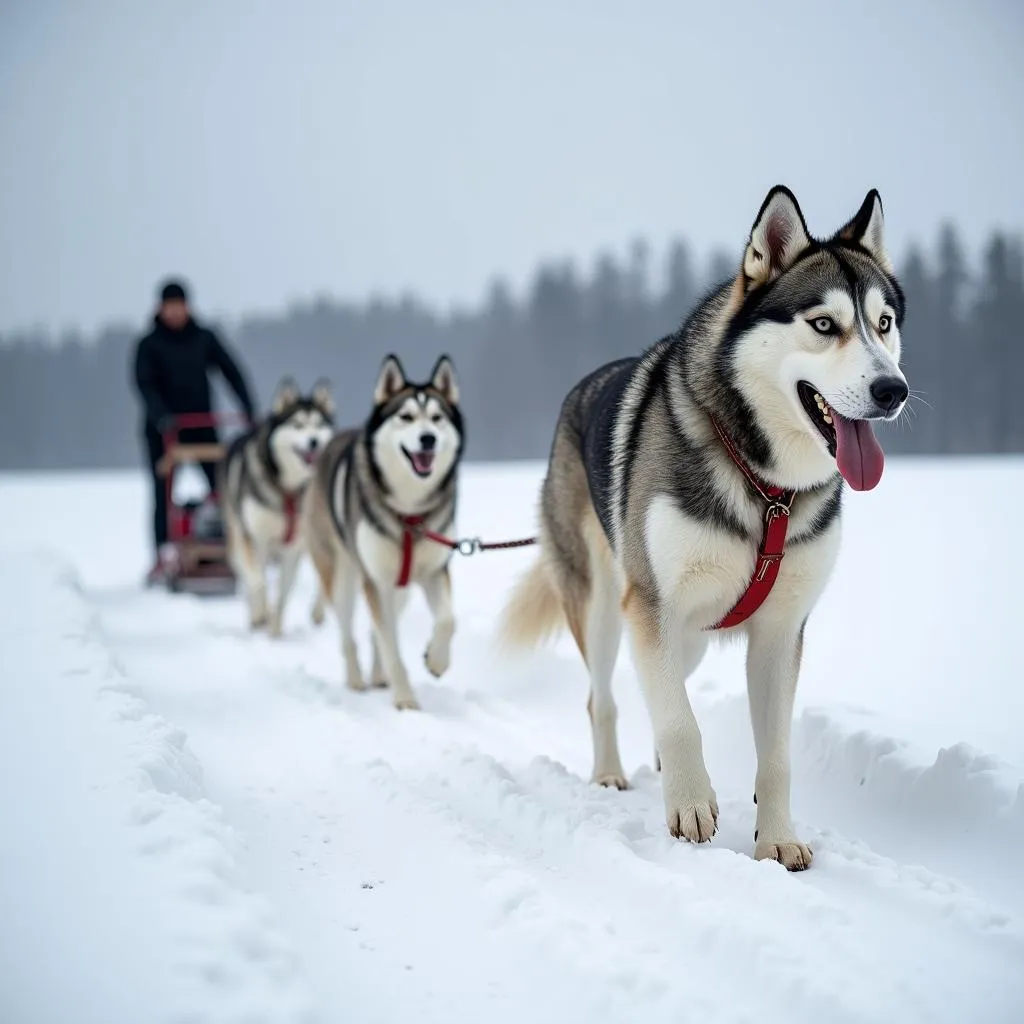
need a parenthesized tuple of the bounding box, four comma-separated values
(156, 412, 243, 596)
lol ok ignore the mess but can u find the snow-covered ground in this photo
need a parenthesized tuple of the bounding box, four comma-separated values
(1, 460, 1023, 1024)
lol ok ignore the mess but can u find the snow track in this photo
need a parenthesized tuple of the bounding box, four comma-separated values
(2, 463, 1023, 1023)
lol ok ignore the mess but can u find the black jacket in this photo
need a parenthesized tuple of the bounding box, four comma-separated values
(133, 316, 255, 432)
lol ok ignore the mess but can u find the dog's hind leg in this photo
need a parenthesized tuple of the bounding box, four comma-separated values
(223, 509, 242, 577)
(579, 515, 627, 789)
(421, 567, 455, 679)
(269, 545, 301, 638)
(332, 555, 366, 691)
(307, 542, 333, 628)
(746, 617, 812, 871)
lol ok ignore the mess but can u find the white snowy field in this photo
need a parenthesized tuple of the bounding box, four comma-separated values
(1, 459, 1023, 1024)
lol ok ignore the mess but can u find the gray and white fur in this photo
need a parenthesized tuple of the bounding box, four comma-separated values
(500, 186, 909, 870)
(219, 377, 334, 636)
(303, 354, 464, 711)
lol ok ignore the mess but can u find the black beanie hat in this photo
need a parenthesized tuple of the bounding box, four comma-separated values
(159, 279, 188, 303)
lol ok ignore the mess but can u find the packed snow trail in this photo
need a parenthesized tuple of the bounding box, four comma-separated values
(2, 462, 1023, 1023)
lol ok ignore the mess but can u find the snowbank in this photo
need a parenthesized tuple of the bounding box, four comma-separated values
(0, 550, 315, 1024)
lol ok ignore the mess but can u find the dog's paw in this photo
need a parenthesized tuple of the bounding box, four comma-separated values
(393, 695, 421, 711)
(423, 639, 450, 679)
(666, 791, 719, 843)
(311, 603, 326, 626)
(755, 836, 813, 871)
(592, 772, 630, 791)
(249, 612, 268, 631)
(346, 675, 368, 693)
(267, 615, 284, 638)
(371, 675, 389, 689)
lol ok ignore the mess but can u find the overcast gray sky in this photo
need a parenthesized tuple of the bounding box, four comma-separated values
(1, 0, 1021, 335)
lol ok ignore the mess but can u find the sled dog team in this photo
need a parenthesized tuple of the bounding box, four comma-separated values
(219, 187, 910, 871)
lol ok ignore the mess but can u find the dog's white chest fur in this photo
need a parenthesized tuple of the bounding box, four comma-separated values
(644, 494, 840, 630)
(241, 495, 298, 550)
(354, 519, 451, 587)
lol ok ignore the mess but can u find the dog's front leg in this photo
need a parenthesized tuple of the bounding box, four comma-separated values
(370, 587, 408, 687)
(239, 540, 269, 629)
(624, 587, 717, 842)
(420, 567, 454, 678)
(746, 618, 812, 870)
(362, 579, 419, 711)
(310, 587, 326, 626)
(268, 545, 301, 638)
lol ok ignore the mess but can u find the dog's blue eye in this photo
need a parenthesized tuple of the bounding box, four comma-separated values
(810, 316, 836, 335)
(878, 314, 892, 334)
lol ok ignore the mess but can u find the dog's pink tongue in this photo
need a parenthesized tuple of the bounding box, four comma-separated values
(833, 413, 885, 491)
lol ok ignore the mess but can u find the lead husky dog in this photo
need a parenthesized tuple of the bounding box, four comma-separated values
(500, 186, 909, 870)
(303, 354, 463, 710)
(220, 378, 335, 636)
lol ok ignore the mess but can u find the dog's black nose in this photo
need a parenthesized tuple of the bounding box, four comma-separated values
(869, 376, 908, 414)
(308, 436, 319, 451)
(419, 433, 436, 451)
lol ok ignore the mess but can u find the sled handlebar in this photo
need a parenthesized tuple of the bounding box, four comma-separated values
(161, 411, 251, 449)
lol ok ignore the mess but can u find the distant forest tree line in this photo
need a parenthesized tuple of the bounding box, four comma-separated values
(0, 223, 1021, 470)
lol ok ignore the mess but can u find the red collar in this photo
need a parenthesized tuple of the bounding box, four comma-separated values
(708, 417, 796, 630)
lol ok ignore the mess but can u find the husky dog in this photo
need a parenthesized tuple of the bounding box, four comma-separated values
(303, 355, 464, 710)
(220, 378, 335, 636)
(500, 186, 909, 870)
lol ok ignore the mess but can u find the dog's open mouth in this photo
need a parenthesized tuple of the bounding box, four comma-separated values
(796, 382, 885, 492)
(403, 448, 435, 478)
(294, 446, 319, 467)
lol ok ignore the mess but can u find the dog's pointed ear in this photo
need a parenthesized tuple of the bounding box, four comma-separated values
(374, 354, 407, 406)
(429, 354, 459, 404)
(835, 189, 892, 272)
(272, 376, 300, 415)
(742, 185, 813, 291)
(311, 377, 334, 418)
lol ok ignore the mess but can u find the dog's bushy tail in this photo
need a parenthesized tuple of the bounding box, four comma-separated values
(497, 554, 565, 650)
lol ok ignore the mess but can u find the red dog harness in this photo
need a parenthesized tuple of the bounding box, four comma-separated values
(708, 418, 796, 630)
(396, 516, 424, 587)
(390, 419, 796, 626)
(281, 493, 299, 545)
